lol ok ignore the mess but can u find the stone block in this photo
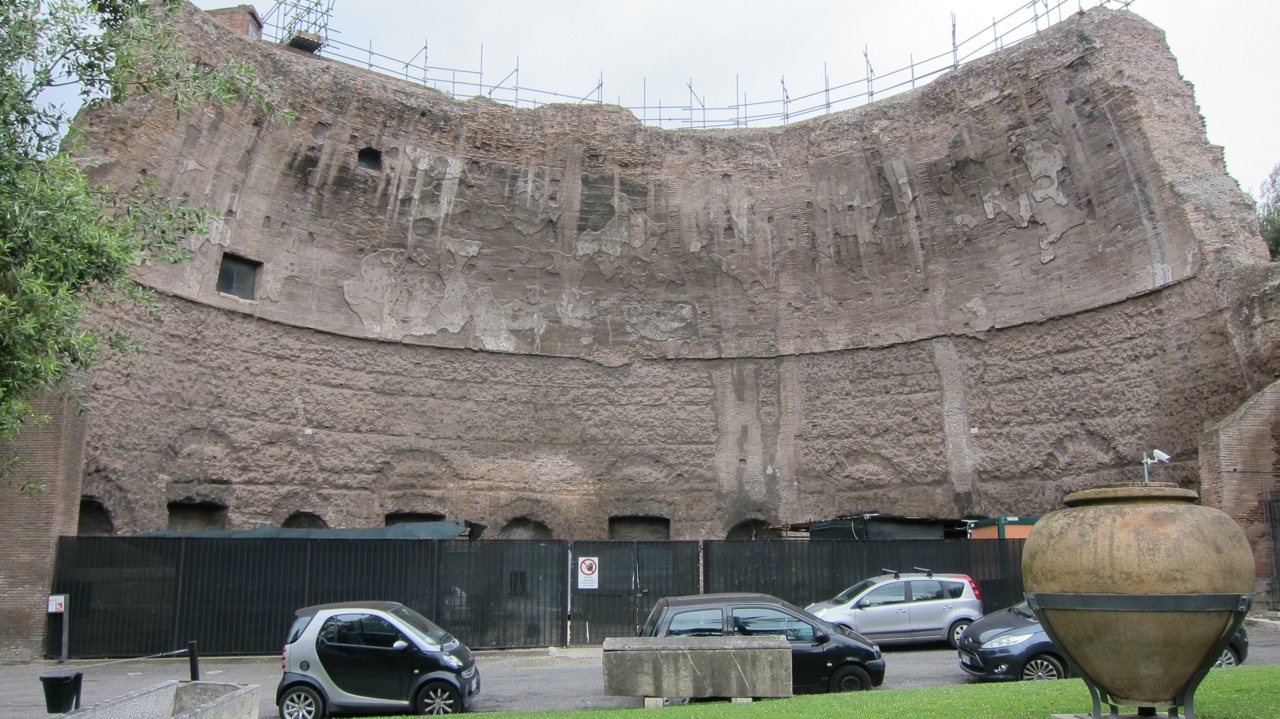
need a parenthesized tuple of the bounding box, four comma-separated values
(602, 636, 792, 699)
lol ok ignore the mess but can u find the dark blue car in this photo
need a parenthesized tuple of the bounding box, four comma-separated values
(956, 601, 1248, 682)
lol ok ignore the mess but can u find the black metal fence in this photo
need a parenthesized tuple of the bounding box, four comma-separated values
(50, 536, 1024, 658)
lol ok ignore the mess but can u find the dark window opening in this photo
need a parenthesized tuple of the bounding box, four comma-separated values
(608, 515, 670, 540)
(385, 511, 446, 526)
(357, 147, 382, 170)
(216, 253, 260, 300)
(167, 501, 228, 532)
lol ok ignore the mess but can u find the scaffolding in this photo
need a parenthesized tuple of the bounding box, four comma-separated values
(249, 0, 1134, 129)
(262, 0, 334, 53)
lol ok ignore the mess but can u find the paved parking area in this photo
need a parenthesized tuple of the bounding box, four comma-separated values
(1, 621, 1276, 718)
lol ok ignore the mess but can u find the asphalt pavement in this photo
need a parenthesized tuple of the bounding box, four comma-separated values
(1, 620, 1276, 718)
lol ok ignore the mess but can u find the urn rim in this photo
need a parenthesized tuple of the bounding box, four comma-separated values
(1063, 482, 1199, 507)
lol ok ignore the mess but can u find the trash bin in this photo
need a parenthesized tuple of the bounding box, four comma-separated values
(38, 670, 82, 713)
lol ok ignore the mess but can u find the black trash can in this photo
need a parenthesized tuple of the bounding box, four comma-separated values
(38, 670, 82, 713)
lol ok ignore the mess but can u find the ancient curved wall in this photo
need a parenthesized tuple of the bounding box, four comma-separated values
(74, 3, 1277, 539)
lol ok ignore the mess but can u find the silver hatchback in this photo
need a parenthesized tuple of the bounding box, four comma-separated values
(805, 570, 984, 648)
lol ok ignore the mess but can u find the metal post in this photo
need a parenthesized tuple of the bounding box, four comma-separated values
(952, 13, 959, 69)
(864, 46, 874, 103)
(187, 640, 200, 681)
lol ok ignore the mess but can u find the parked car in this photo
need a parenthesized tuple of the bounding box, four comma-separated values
(640, 593, 886, 693)
(276, 601, 480, 718)
(805, 569, 984, 648)
(956, 601, 1249, 682)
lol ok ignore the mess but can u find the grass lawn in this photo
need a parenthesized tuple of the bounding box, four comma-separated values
(394, 664, 1280, 719)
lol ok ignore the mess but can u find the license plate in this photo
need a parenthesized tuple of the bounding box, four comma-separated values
(961, 653, 978, 667)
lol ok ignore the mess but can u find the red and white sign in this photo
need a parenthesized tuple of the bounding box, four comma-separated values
(577, 557, 599, 590)
(47, 595, 67, 614)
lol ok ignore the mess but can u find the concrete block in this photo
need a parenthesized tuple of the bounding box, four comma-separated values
(63, 680, 258, 719)
(603, 636, 792, 699)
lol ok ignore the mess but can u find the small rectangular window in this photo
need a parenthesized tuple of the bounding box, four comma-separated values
(217, 253, 260, 300)
(358, 147, 382, 170)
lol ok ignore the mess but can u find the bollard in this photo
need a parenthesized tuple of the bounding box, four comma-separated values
(188, 640, 200, 681)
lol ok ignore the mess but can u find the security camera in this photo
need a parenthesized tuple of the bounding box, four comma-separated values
(1152, 449, 1171, 462)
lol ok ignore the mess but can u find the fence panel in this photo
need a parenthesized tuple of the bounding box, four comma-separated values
(568, 541, 701, 644)
(51, 538, 182, 658)
(704, 540, 838, 607)
(436, 540, 568, 649)
(172, 538, 312, 655)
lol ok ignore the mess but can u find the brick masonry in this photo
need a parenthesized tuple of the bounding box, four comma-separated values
(0, 388, 87, 662)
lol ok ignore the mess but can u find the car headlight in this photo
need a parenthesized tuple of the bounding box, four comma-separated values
(811, 607, 827, 618)
(440, 653, 464, 669)
(982, 632, 1034, 649)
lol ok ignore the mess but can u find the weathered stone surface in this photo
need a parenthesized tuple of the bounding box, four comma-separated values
(69, 4, 1278, 541)
(602, 636, 792, 698)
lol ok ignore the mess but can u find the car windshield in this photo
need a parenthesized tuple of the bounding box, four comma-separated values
(390, 605, 454, 647)
(831, 579, 877, 604)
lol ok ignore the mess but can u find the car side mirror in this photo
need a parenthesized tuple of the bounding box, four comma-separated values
(392, 640, 409, 650)
(814, 632, 830, 645)
(855, 599, 870, 609)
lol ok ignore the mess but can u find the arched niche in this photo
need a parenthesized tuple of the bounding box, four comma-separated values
(282, 511, 328, 529)
(498, 517, 553, 540)
(726, 518, 780, 540)
(77, 498, 115, 536)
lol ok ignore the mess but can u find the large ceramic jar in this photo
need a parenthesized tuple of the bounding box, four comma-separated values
(1022, 482, 1254, 706)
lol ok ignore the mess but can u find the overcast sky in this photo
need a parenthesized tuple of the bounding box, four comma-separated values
(192, 0, 1279, 198)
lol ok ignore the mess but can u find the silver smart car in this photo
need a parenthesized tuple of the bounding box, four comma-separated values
(276, 601, 480, 718)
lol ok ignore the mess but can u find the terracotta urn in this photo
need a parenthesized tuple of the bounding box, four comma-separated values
(1021, 482, 1254, 707)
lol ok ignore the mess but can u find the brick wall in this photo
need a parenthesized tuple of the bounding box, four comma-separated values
(1200, 380, 1280, 609)
(205, 5, 262, 40)
(0, 388, 87, 661)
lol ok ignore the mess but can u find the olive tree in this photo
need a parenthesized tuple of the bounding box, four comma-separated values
(1, 0, 280, 451)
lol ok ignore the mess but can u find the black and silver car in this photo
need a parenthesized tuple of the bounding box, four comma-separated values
(957, 601, 1249, 682)
(640, 592, 886, 693)
(276, 601, 480, 718)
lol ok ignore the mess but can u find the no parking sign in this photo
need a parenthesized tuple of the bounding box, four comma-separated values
(577, 556, 599, 589)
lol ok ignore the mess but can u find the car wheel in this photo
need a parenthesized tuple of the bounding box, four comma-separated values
(948, 619, 973, 649)
(279, 685, 325, 719)
(829, 664, 872, 692)
(416, 681, 462, 715)
(1214, 647, 1240, 668)
(1021, 654, 1066, 680)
